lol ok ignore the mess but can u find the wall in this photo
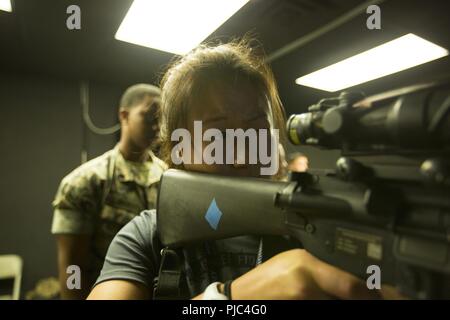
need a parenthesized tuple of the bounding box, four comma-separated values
(0, 72, 123, 298)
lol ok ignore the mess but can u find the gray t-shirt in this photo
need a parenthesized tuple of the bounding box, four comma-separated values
(95, 210, 261, 298)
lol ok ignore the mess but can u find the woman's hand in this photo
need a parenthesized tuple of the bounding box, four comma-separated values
(230, 249, 384, 300)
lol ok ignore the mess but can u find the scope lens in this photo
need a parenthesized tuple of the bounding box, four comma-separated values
(287, 113, 313, 145)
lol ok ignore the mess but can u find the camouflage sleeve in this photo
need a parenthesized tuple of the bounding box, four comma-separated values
(51, 169, 101, 235)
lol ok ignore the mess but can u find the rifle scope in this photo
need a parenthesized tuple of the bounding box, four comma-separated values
(287, 81, 450, 152)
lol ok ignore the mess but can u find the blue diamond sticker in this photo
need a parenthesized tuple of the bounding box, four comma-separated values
(204, 198, 223, 230)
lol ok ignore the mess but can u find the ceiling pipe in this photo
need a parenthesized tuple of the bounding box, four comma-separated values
(266, 0, 386, 63)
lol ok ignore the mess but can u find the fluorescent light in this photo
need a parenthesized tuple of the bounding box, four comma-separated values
(115, 0, 250, 55)
(295, 34, 449, 92)
(0, 0, 12, 12)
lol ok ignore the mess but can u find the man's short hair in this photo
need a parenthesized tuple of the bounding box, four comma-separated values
(119, 83, 161, 110)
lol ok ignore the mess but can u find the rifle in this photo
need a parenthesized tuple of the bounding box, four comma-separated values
(156, 80, 450, 299)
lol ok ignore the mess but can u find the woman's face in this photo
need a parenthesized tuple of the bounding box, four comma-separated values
(183, 81, 273, 178)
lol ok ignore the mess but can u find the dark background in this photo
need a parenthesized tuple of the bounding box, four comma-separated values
(0, 0, 449, 297)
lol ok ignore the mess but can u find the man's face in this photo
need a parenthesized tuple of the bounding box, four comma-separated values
(125, 95, 160, 150)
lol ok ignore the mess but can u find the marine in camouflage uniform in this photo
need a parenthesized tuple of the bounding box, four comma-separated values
(52, 83, 166, 299)
(52, 145, 167, 285)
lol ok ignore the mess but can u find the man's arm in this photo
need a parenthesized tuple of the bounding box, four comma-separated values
(52, 168, 100, 299)
(56, 234, 91, 300)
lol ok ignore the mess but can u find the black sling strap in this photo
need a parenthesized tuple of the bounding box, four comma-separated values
(153, 247, 185, 300)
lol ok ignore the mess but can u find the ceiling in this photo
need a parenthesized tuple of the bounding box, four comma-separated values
(1, 0, 449, 115)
